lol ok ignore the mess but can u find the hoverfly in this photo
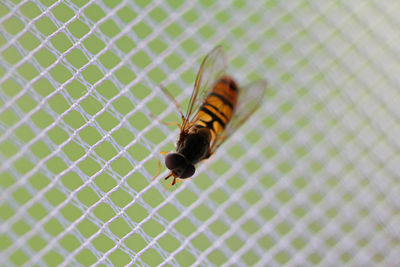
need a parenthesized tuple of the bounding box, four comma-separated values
(154, 46, 267, 187)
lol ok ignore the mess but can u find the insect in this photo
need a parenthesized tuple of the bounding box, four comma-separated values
(154, 46, 267, 187)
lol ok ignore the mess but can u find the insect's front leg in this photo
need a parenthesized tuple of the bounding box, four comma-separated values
(152, 151, 169, 180)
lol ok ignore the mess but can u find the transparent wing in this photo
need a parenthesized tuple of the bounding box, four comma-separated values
(182, 46, 227, 129)
(211, 80, 268, 151)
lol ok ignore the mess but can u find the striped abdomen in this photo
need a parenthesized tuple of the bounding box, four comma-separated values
(193, 76, 239, 138)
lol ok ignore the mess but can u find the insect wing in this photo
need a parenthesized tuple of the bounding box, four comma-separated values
(183, 46, 227, 129)
(211, 80, 267, 151)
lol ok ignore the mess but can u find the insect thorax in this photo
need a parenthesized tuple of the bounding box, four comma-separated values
(177, 127, 211, 165)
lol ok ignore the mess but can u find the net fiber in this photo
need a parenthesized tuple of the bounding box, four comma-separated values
(1, 1, 400, 266)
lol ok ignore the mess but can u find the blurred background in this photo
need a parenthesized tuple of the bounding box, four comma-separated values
(1, 0, 399, 266)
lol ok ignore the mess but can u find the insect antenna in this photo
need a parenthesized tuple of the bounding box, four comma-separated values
(164, 173, 173, 181)
(163, 173, 175, 189)
(165, 175, 182, 189)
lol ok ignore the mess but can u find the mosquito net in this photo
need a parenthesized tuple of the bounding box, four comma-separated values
(1, 1, 399, 266)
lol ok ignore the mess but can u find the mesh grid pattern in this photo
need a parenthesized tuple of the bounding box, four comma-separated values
(1, 1, 400, 266)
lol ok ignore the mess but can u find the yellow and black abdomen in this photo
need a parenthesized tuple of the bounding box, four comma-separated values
(193, 76, 239, 137)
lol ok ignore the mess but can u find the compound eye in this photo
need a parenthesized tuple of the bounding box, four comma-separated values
(165, 153, 186, 170)
(180, 164, 195, 178)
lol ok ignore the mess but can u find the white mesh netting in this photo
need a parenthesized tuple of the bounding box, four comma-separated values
(1, 0, 400, 266)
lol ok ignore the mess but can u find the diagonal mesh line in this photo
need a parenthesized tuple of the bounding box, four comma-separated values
(0, 0, 30, 25)
(0, 0, 63, 52)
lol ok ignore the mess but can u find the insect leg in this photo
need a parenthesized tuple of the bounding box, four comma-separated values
(151, 151, 169, 180)
(159, 85, 185, 119)
(149, 113, 182, 129)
